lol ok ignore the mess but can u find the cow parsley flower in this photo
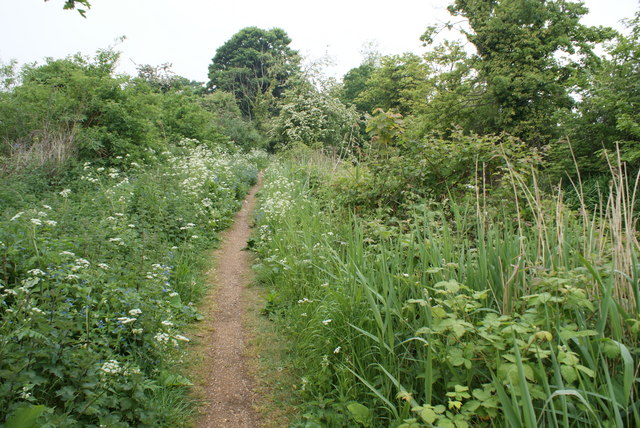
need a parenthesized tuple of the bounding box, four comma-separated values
(100, 360, 121, 374)
(10, 212, 24, 221)
(154, 332, 170, 343)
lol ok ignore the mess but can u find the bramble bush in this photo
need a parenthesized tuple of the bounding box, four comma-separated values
(0, 141, 267, 426)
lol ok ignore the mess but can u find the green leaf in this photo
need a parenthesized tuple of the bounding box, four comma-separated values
(416, 406, 437, 424)
(435, 280, 460, 293)
(437, 419, 455, 428)
(347, 402, 372, 426)
(560, 365, 577, 384)
(5, 405, 47, 428)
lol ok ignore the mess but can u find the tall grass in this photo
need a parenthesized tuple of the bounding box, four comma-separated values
(253, 151, 640, 427)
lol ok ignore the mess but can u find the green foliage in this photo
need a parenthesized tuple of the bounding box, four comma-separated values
(251, 153, 639, 427)
(0, 51, 254, 173)
(340, 63, 376, 114)
(337, 120, 541, 214)
(44, 0, 91, 17)
(0, 51, 160, 168)
(0, 143, 266, 425)
(269, 85, 360, 150)
(136, 63, 205, 95)
(207, 27, 300, 121)
(355, 53, 432, 116)
(200, 91, 265, 151)
(552, 12, 640, 176)
(445, 0, 616, 146)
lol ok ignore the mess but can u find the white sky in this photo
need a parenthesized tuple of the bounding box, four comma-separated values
(0, 0, 638, 83)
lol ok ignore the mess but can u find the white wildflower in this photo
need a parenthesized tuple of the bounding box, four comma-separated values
(128, 308, 142, 316)
(174, 334, 190, 342)
(322, 319, 332, 325)
(59, 189, 71, 198)
(19, 386, 32, 399)
(161, 320, 174, 327)
(117, 317, 136, 324)
(334, 346, 341, 354)
(30, 219, 42, 226)
(100, 360, 121, 374)
(10, 212, 24, 221)
(154, 332, 170, 343)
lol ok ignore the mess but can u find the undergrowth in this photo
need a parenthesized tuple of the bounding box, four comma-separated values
(252, 151, 640, 428)
(0, 141, 268, 427)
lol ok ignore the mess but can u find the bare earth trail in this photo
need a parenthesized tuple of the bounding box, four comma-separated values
(192, 176, 264, 428)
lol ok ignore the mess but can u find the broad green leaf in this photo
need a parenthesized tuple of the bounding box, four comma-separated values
(416, 406, 437, 424)
(5, 405, 47, 428)
(347, 402, 372, 426)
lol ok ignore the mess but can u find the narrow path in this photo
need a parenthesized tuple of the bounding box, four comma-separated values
(192, 176, 263, 428)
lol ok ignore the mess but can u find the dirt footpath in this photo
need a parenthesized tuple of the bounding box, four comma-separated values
(192, 177, 263, 428)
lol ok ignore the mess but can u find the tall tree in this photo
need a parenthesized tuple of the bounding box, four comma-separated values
(355, 53, 433, 116)
(553, 11, 640, 175)
(207, 27, 300, 121)
(445, 0, 614, 146)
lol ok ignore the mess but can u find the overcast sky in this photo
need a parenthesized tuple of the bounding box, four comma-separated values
(1, 0, 638, 83)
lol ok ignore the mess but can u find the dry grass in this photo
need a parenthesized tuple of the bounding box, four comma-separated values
(2, 124, 77, 173)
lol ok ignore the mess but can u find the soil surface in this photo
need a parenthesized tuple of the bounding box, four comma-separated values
(192, 176, 263, 428)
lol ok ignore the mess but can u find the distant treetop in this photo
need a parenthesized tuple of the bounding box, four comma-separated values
(44, 0, 91, 17)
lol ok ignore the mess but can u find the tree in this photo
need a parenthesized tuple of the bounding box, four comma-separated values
(355, 53, 433, 116)
(270, 84, 360, 151)
(207, 27, 300, 121)
(552, 11, 640, 176)
(341, 63, 376, 114)
(44, 0, 91, 17)
(442, 0, 614, 146)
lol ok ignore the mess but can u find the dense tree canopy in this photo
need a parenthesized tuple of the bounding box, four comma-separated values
(207, 27, 300, 121)
(446, 0, 615, 145)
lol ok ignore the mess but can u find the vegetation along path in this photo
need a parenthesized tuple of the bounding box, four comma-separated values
(192, 175, 263, 428)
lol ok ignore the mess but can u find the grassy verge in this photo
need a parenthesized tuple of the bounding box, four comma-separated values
(252, 151, 640, 427)
(0, 141, 268, 426)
